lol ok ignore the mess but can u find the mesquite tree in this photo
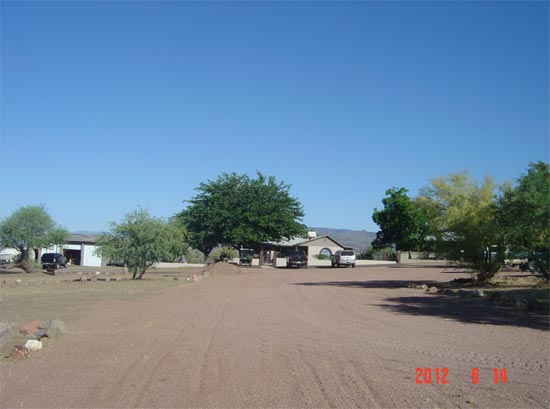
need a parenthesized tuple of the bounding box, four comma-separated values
(176, 172, 307, 260)
(0, 205, 68, 273)
(96, 209, 186, 279)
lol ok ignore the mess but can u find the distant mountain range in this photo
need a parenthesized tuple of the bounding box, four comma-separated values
(312, 227, 376, 251)
(72, 229, 376, 251)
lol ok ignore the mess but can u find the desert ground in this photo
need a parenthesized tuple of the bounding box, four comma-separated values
(0, 264, 548, 409)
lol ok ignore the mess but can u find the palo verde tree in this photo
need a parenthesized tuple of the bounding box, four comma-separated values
(176, 172, 307, 260)
(371, 187, 428, 254)
(499, 161, 550, 280)
(418, 171, 503, 282)
(96, 208, 186, 279)
(0, 205, 68, 273)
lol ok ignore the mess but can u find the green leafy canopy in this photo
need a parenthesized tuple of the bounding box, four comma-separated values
(96, 208, 186, 279)
(372, 187, 427, 252)
(0, 205, 68, 257)
(176, 172, 307, 257)
(418, 171, 503, 281)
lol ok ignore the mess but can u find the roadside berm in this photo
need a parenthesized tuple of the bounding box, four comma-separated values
(204, 262, 245, 276)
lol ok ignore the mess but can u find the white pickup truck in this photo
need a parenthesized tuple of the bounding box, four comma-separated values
(331, 250, 356, 268)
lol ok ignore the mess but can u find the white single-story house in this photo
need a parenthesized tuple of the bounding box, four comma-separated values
(40, 233, 102, 267)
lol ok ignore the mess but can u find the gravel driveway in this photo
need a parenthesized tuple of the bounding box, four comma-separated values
(1, 265, 548, 408)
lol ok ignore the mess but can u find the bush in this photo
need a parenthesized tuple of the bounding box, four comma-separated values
(208, 247, 238, 263)
(358, 247, 396, 261)
(183, 247, 206, 264)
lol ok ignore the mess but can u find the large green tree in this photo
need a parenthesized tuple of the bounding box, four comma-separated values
(419, 172, 502, 281)
(176, 172, 307, 259)
(371, 187, 428, 253)
(499, 161, 550, 280)
(0, 205, 68, 272)
(96, 209, 186, 279)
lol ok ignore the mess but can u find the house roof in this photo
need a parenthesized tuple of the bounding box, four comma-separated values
(68, 233, 100, 244)
(265, 235, 347, 249)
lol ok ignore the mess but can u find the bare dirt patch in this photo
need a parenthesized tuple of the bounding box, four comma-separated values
(0, 265, 204, 360)
(0, 265, 548, 408)
(204, 261, 245, 276)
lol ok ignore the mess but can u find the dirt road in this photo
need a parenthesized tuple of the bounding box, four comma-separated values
(1, 266, 548, 408)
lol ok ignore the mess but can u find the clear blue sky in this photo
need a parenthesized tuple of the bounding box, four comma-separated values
(1, 1, 548, 233)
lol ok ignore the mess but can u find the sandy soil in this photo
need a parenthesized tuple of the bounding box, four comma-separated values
(0, 265, 548, 408)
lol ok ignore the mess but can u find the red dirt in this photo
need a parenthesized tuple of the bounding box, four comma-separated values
(204, 262, 245, 275)
(1, 265, 548, 408)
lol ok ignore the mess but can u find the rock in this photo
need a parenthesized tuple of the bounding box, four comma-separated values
(429, 286, 438, 293)
(20, 321, 41, 335)
(489, 292, 502, 303)
(515, 299, 528, 308)
(48, 319, 67, 338)
(0, 323, 10, 346)
(32, 330, 48, 339)
(406, 283, 416, 288)
(192, 274, 199, 282)
(526, 299, 545, 312)
(24, 339, 42, 352)
(537, 299, 550, 313)
(472, 289, 485, 297)
(420, 284, 429, 291)
(15, 279, 22, 284)
(10, 345, 30, 359)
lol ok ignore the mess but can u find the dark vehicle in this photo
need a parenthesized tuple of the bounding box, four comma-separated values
(41, 253, 68, 269)
(286, 249, 308, 268)
(239, 249, 254, 266)
(107, 260, 126, 267)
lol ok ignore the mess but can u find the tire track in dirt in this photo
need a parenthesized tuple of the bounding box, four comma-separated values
(191, 297, 231, 406)
(1, 266, 548, 409)
(76, 286, 200, 407)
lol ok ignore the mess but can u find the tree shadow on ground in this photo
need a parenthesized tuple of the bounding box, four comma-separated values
(295, 280, 443, 289)
(376, 295, 549, 331)
(294, 281, 549, 331)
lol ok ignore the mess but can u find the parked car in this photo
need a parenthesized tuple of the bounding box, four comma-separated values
(286, 250, 308, 268)
(238, 249, 254, 266)
(41, 253, 68, 269)
(107, 260, 126, 267)
(331, 250, 356, 268)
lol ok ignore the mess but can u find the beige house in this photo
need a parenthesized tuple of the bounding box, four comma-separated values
(264, 232, 351, 267)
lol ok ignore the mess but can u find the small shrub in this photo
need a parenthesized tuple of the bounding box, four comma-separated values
(208, 247, 238, 263)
